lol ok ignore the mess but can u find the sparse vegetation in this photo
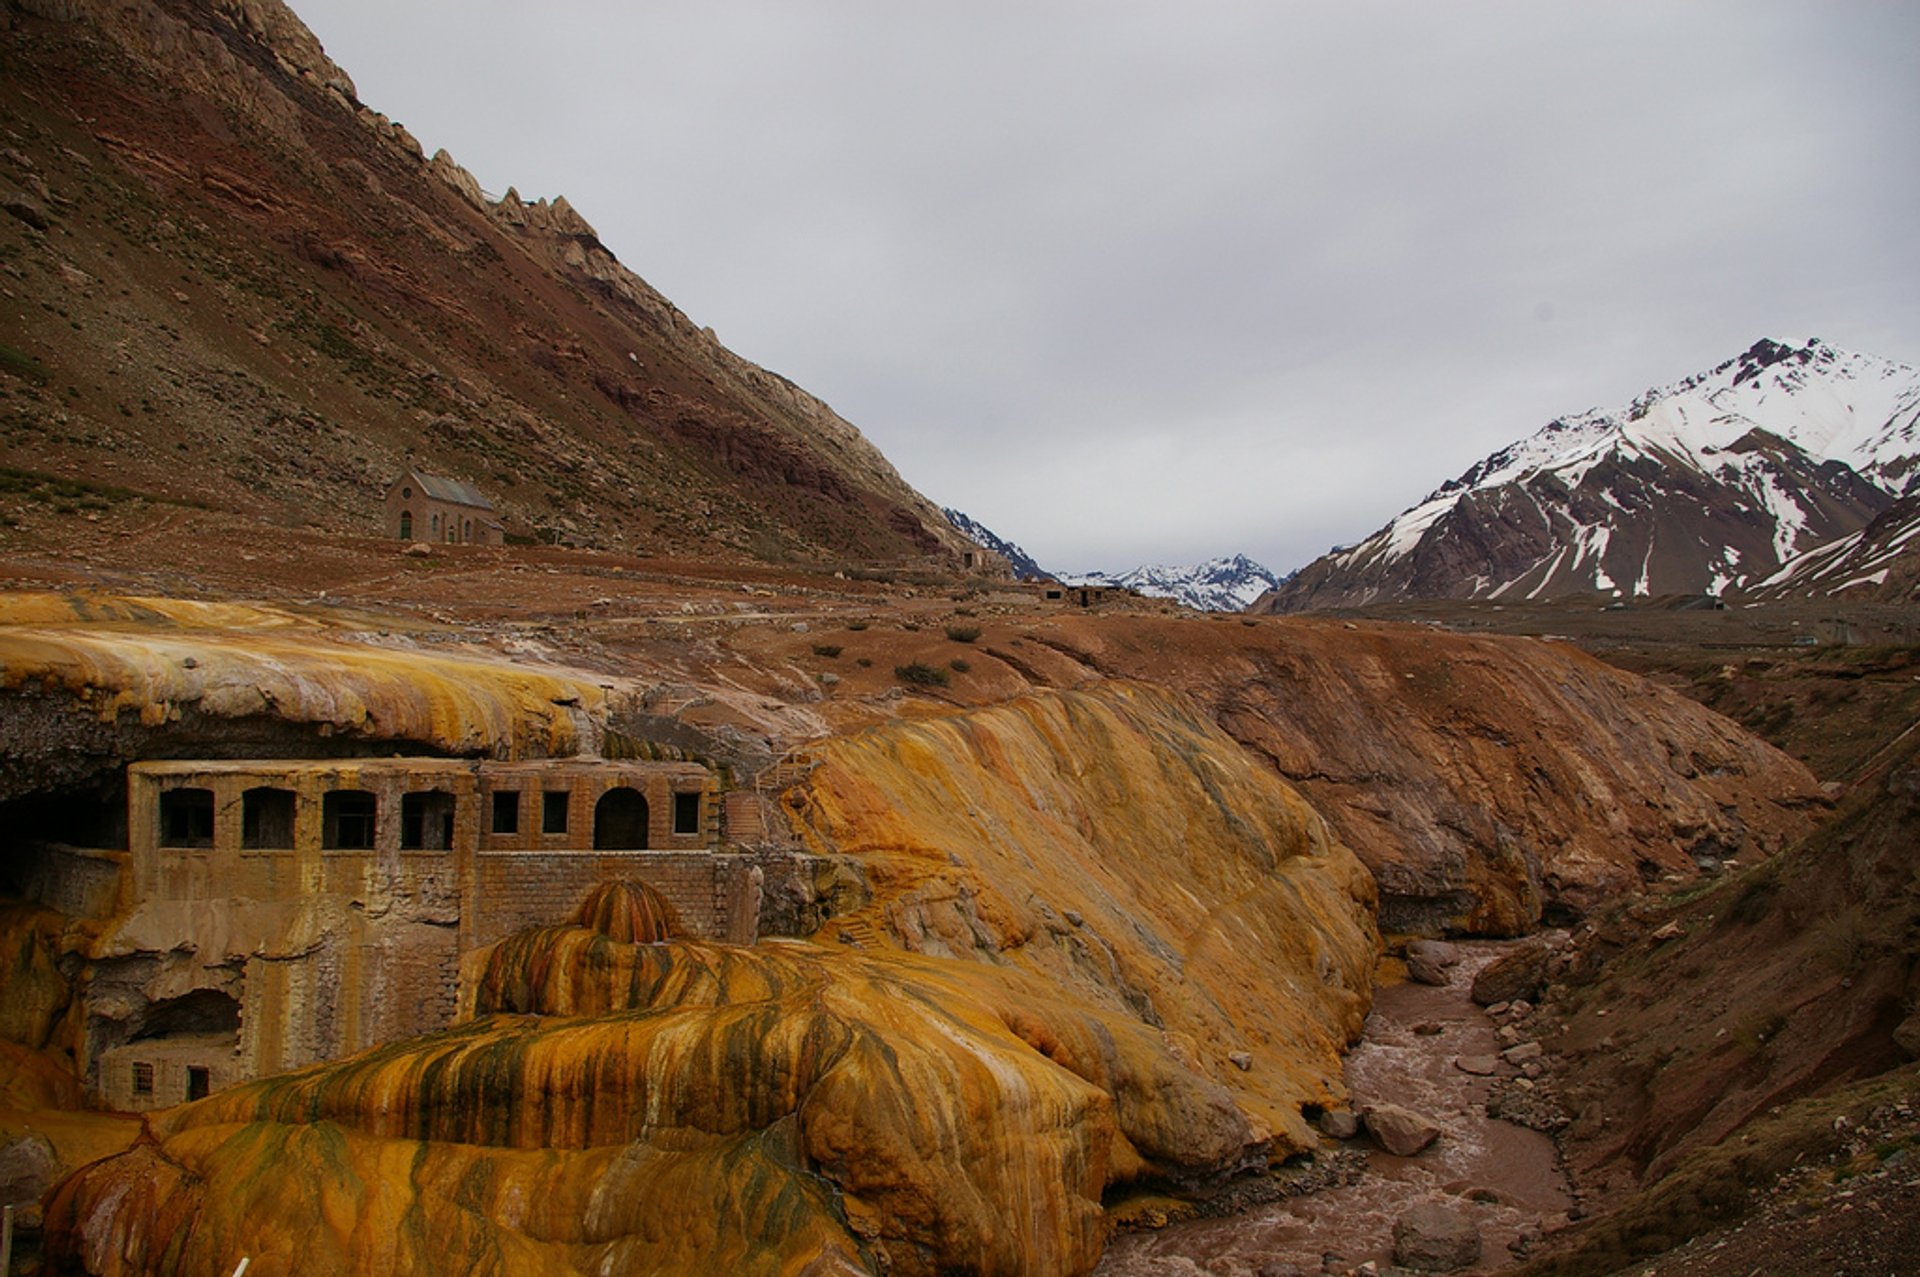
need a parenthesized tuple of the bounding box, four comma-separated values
(894, 661, 950, 687)
(811, 644, 842, 658)
(949, 658, 970, 674)
(846, 620, 869, 631)
(0, 344, 50, 385)
(945, 624, 981, 643)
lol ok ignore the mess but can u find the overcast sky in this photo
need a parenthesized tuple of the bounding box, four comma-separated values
(294, 1, 1920, 576)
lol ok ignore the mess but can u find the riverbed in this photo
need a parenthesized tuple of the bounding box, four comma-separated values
(1096, 943, 1573, 1276)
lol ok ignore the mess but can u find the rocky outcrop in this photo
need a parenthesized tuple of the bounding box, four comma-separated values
(1511, 730, 1920, 1274)
(1469, 940, 1549, 1006)
(1003, 616, 1820, 935)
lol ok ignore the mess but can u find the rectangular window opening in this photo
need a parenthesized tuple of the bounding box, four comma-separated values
(187, 1066, 210, 1102)
(132, 1061, 154, 1095)
(491, 790, 520, 836)
(158, 787, 215, 848)
(402, 791, 457, 851)
(322, 790, 377, 851)
(672, 791, 702, 837)
(241, 787, 296, 849)
(542, 790, 569, 835)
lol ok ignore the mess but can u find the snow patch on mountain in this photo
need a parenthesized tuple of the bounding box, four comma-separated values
(1271, 337, 1920, 610)
(1070, 555, 1286, 612)
(942, 508, 1050, 581)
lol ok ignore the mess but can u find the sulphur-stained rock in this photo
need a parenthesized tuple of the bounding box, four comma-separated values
(1361, 1101, 1444, 1156)
(0, 592, 614, 796)
(47, 933, 1266, 1276)
(1392, 1202, 1483, 1271)
(1470, 940, 1550, 1006)
(784, 681, 1381, 1155)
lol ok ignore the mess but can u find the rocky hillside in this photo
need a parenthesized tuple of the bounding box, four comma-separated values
(1507, 717, 1920, 1277)
(1262, 338, 1920, 612)
(0, 0, 982, 567)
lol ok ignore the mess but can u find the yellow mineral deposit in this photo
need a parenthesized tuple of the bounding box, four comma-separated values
(786, 681, 1382, 1149)
(40, 682, 1380, 1277)
(0, 591, 605, 757)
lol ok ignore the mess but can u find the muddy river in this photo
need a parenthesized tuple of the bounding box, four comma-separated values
(1097, 943, 1573, 1276)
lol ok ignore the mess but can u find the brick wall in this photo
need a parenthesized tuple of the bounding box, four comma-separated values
(465, 850, 743, 947)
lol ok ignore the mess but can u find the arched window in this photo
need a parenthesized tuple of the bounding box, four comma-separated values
(241, 786, 296, 849)
(593, 787, 649, 850)
(463, 517, 472, 541)
(399, 510, 413, 538)
(431, 512, 441, 538)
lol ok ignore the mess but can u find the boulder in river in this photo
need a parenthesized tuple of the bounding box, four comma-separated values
(1392, 1201, 1483, 1271)
(1361, 1101, 1444, 1156)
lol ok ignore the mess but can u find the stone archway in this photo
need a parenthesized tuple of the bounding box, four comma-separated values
(593, 787, 649, 850)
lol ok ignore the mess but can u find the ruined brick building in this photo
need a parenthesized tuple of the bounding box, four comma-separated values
(30, 754, 775, 1112)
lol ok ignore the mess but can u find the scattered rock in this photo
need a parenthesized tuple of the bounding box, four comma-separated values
(1317, 1109, 1360, 1140)
(404, 542, 432, 558)
(1453, 1054, 1500, 1076)
(1406, 939, 1461, 967)
(1392, 1202, 1482, 1272)
(0, 1131, 58, 1228)
(1361, 1101, 1444, 1156)
(1471, 940, 1549, 1006)
(1229, 1050, 1253, 1071)
(1651, 920, 1685, 942)
(1501, 1041, 1544, 1064)
(1894, 1010, 1920, 1061)
(2, 189, 49, 230)
(1488, 1078, 1572, 1132)
(1412, 1021, 1445, 1036)
(1406, 950, 1452, 986)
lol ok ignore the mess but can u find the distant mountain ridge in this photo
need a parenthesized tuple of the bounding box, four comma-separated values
(1261, 338, 1920, 611)
(1071, 555, 1285, 612)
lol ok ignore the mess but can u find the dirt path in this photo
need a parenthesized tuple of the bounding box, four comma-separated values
(1097, 943, 1572, 1276)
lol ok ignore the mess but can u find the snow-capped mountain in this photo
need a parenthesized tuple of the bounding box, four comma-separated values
(943, 508, 1050, 580)
(1752, 491, 1920, 602)
(1261, 338, 1920, 612)
(1072, 555, 1286, 612)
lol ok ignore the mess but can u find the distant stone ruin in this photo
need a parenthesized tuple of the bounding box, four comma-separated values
(40, 756, 769, 1112)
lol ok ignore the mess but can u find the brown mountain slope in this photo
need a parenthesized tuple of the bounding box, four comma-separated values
(1508, 725, 1920, 1276)
(0, 0, 981, 567)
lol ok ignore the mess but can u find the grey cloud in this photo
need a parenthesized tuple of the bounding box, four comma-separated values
(297, 0, 1920, 574)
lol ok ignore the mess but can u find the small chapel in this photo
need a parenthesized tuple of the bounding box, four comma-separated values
(385, 469, 504, 545)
